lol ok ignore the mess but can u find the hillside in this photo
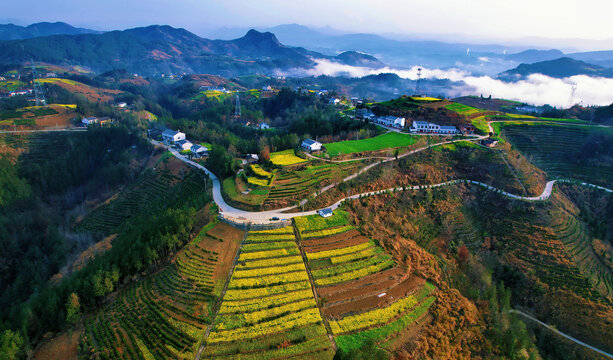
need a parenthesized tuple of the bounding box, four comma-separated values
(0, 21, 100, 40)
(0, 26, 384, 76)
(499, 57, 613, 80)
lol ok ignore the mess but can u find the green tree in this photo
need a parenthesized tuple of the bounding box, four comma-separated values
(0, 330, 23, 360)
(65, 293, 81, 326)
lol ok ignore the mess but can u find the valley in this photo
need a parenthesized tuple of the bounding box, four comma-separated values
(2, 11, 613, 360)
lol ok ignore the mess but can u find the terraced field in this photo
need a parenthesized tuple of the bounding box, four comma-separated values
(203, 227, 334, 359)
(80, 165, 209, 234)
(264, 162, 363, 208)
(294, 211, 436, 353)
(501, 124, 613, 186)
(551, 211, 613, 299)
(79, 222, 244, 359)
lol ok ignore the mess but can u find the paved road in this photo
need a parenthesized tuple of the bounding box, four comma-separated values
(155, 140, 613, 224)
(509, 310, 613, 359)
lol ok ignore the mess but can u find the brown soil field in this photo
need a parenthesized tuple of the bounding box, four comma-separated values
(302, 229, 362, 247)
(203, 222, 244, 295)
(304, 234, 370, 253)
(52, 81, 121, 103)
(34, 327, 81, 360)
(317, 266, 406, 300)
(322, 276, 424, 318)
(35, 105, 77, 127)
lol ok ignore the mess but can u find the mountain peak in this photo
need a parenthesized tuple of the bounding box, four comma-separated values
(237, 29, 282, 47)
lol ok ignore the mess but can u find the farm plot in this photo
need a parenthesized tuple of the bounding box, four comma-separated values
(79, 164, 209, 234)
(294, 212, 435, 352)
(264, 162, 363, 208)
(324, 132, 423, 157)
(79, 222, 243, 359)
(269, 149, 307, 166)
(203, 227, 334, 359)
(553, 211, 613, 298)
(501, 124, 613, 186)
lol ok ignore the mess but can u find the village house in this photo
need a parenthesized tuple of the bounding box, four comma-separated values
(318, 208, 333, 218)
(81, 116, 98, 126)
(356, 108, 375, 121)
(262, 85, 273, 92)
(258, 123, 270, 130)
(191, 144, 208, 157)
(459, 124, 476, 134)
(116, 102, 128, 108)
(246, 154, 259, 163)
(376, 115, 406, 129)
(329, 98, 341, 105)
(162, 129, 186, 143)
(411, 121, 457, 134)
(175, 140, 193, 151)
(301, 139, 322, 152)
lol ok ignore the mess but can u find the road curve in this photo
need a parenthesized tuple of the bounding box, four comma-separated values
(155, 140, 613, 223)
(509, 310, 613, 359)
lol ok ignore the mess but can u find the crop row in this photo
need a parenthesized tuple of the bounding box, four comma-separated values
(241, 240, 297, 253)
(315, 259, 395, 286)
(330, 283, 433, 334)
(249, 227, 295, 235)
(312, 253, 390, 279)
(238, 247, 300, 261)
(307, 240, 374, 261)
(335, 296, 436, 353)
(207, 307, 322, 343)
(232, 262, 306, 278)
(229, 270, 310, 288)
(245, 233, 296, 242)
(203, 324, 328, 358)
(234, 255, 303, 269)
(218, 289, 314, 314)
(302, 225, 356, 239)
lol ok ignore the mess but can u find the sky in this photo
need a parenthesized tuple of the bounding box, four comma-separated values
(3, 0, 613, 45)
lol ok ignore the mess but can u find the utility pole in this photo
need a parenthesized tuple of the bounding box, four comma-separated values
(234, 94, 241, 119)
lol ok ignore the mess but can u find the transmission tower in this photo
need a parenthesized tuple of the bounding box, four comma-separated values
(415, 67, 422, 95)
(567, 82, 577, 108)
(234, 94, 241, 119)
(31, 60, 46, 106)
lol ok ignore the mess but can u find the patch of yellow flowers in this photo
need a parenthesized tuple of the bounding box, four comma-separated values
(306, 241, 373, 261)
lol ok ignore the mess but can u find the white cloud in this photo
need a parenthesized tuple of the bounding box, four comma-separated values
(299, 58, 613, 107)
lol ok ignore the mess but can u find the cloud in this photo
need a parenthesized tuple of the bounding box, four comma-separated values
(299, 58, 613, 107)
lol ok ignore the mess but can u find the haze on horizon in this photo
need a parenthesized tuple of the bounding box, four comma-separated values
(2, 0, 613, 51)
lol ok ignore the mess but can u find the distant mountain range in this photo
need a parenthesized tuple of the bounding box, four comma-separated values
(0, 21, 100, 40)
(499, 57, 613, 80)
(0, 25, 382, 76)
(208, 24, 613, 75)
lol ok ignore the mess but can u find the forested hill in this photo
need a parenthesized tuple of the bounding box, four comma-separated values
(0, 25, 383, 76)
(499, 57, 613, 80)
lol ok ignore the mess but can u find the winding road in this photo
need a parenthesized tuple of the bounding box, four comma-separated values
(509, 310, 613, 359)
(154, 138, 613, 224)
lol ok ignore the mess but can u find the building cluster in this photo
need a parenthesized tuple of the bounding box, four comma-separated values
(162, 129, 208, 158)
(356, 109, 405, 129)
(199, 85, 230, 93)
(8, 89, 33, 97)
(81, 116, 112, 126)
(410, 121, 459, 134)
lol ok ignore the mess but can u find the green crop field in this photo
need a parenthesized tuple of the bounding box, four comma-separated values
(445, 103, 483, 115)
(324, 132, 422, 156)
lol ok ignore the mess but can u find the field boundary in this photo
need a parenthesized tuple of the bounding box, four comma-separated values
(195, 226, 250, 360)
